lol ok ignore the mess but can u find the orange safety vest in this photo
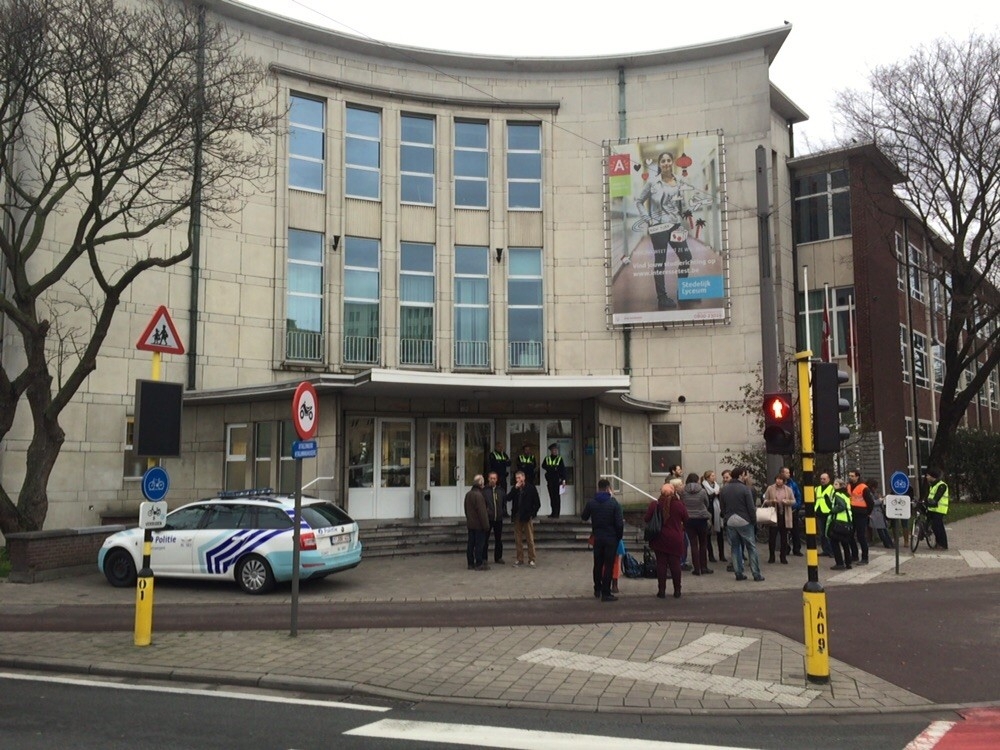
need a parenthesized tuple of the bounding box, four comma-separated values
(850, 482, 869, 509)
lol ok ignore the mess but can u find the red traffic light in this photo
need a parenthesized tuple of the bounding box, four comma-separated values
(763, 392, 795, 455)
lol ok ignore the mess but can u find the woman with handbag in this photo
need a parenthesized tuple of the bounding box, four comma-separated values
(762, 473, 795, 564)
(644, 481, 689, 598)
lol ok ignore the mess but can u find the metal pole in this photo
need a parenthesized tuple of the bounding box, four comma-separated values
(291, 457, 303, 637)
(756, 147, 782, 479)
(796, 350, 830, 684)
(134, 352, 161, 647)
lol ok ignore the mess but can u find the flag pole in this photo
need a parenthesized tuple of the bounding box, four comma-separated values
(803, 265, 811, 353)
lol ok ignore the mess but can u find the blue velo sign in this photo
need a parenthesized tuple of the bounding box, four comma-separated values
(292, 439, 318, 459)
(890, 471, 910, 495)
(141, 466, 170, 502)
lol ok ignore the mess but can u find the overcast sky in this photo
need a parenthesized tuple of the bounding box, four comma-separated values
(240, 0, 994, 151)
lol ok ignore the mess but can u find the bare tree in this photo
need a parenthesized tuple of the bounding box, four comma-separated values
(0, 0, 278, 534)
(836, 34, 1000, 473)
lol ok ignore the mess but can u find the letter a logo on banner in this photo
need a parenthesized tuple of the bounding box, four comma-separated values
(136, 306, 185, 354)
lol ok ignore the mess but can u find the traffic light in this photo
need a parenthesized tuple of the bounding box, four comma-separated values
(763, 392, 795, 455)
(812, 362, 851, 453)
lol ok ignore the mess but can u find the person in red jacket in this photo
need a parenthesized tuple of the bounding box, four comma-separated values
(644, 482, 689, 599)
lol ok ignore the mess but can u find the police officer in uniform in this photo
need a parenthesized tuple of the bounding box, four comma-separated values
(923, 467, 950, 550)
(827, 478, 854, 570)
(542, 443, 567, 518)
(516, 444, 537, 486)
(487, 442, 511, 492)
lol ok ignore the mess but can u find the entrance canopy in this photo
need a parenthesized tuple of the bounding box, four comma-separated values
(183, 369, 639, 406)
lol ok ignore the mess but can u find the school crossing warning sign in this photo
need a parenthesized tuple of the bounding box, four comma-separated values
(136, 306, 185, 354)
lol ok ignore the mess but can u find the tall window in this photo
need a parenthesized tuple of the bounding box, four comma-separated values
(601, 424, 622, 492)
(455, 120, 488, 208)
(507, 122, 541, 210)
(346, 106, 381, 199)
(286, 229, 324, 361)
(343, 236, 380, 364)
(900, 325, 910, 384)
(289, 95, 324, 192)
(912, 331, 929, 388)
(507, 247, 543, 368)
(932, 339, 945, 392)
(797, 286, 855, 359)
(990, 369, 999, 411)
(454, 245, 490, 368)
(917, 421, 934, 467)
(895, 233, 906, 291)
(401, 114, 435, 205)
(793, 169, 850, 243)
(225, 423, 249, 491)
(399, 242, 435, 366)
(905, 418, 916, 474)
(908, 242, 925, 302)
(650, 424, 681, 475)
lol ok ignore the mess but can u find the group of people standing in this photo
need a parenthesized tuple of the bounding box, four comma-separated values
(464, 468, 542, 571)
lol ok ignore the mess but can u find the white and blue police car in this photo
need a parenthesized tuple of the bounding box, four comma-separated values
(98, 489, 363, 594)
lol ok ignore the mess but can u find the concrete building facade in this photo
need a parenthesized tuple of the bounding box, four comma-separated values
(1, 0, 806, 530)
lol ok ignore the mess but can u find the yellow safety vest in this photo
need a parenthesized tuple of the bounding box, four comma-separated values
(927, 480, 949, 515)
(814, 484, 834, 515)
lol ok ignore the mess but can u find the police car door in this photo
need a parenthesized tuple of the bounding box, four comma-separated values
(153, 504, 209, 575)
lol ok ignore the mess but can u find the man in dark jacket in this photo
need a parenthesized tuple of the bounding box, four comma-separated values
(581, 479, 624, 601)
(464, 475, 489, 571)
(483, 472, 506, 564)
(719, 466, 764, 582)
(506, 470, 540, 567)
(487, 442, 511, 492)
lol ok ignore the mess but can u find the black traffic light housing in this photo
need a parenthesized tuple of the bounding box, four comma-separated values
(812, 362, 851, 453)
(763, 392, 795, 455)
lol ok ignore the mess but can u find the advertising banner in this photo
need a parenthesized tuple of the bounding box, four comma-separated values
(607, 134, 727, 325)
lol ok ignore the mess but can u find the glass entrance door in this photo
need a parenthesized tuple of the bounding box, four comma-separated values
(428, 420, 492, 517)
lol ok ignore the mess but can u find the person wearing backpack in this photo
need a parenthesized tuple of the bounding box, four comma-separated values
(644, 482, 688, 598)
(581, 479, 624, 601)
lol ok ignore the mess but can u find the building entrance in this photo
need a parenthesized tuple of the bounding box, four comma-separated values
(428, 420, 492, 517)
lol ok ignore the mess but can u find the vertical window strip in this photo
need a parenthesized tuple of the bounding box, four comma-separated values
(506, 122, 542, 210)
(289, 94, 325, 192)
(455, 120, 488, 209)
(286, 229, 324, 362)
(454, 245, 490, 368)
(346, 106, 381, 200)
(507, 247, 543, 368)
(401, 114, 435, 205)
(343, 236, 381, 364)
(400, 241, 435, 366)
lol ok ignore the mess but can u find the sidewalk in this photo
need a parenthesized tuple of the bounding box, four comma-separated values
(2, 512, 998, 715)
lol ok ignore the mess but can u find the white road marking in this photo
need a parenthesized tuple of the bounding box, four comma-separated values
(346, 718, 759, 749)
(518, 647, 819, 708)
(828, 553, 907, 583)
(960, 550, 1000, 568)
(903, 720, 957, 750)
(0, 671, 388, 712)
(654, 633, 759, 667)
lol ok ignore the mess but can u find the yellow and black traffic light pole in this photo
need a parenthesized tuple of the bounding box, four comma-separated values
(796, 350, 830, 684)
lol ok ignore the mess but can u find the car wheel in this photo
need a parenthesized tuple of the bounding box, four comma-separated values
(103, 548, 137, 588)
(236, 554, 275, 594)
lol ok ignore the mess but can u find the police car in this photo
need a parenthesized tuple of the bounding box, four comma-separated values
(98, 490, 363, 594)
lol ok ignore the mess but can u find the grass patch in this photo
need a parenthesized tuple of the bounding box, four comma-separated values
(947, 501, 999, 523)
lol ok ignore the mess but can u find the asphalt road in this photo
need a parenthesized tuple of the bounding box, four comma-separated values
(3, 574, 997, 705)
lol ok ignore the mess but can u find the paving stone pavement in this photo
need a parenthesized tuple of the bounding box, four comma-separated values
(1, 510, 999, 715)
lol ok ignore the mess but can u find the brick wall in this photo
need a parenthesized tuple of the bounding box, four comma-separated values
(6, 526, 123, 583)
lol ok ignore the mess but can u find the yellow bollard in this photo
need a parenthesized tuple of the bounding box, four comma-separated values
(134, 533, 154, 646)
(802, 585, 830, 683)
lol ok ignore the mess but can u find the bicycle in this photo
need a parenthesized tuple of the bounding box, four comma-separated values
(909, 500, 938, 552)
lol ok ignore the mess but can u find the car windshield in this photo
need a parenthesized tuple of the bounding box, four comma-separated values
(302, 502, 353, 529)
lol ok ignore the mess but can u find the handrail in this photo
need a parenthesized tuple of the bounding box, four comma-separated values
(599, 474, 657, 501)
(302, 475, 336, 491)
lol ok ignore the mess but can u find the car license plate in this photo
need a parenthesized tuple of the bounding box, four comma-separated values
(329, 533, 350, 550)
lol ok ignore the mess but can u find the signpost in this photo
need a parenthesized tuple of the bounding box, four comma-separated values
(290, 381, 318, 637)
(133, 305, 184, 648)
(885, 491, 912, 575)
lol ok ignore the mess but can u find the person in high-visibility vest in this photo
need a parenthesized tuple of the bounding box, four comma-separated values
(827, 478, 855, 570)
(814, 472, 835, 558)
(487, 442, 511, 492)
(923, 467, 950, 550)
(847, 469, 875, 565)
